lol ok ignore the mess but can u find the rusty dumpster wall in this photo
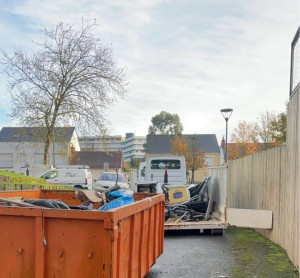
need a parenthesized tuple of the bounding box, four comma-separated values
(0, 190, 165, 278)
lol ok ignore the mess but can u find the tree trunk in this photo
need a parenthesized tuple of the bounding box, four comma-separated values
(44, 107, 58, 165)
(43, 125, 54, 165)
(43, 136, 51, 165)
(191, 167, 195, 184)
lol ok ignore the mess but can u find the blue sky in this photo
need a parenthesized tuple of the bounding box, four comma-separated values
(0, 0, 299, 143)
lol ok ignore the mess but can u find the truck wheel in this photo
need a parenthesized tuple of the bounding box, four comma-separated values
(74, 185, 83, 190)
(211, 229, 224, 235)
(202, 229, 212, 235)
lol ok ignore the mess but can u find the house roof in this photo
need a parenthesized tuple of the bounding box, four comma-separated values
(146, 134, 220, 154)
(69, 151, 122, 169)
(0, 127, 75, 142)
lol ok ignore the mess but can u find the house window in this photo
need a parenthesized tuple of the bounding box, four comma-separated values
(205, 157, 213, 166)
(51, 153, 66, 165)
(20, 153, 27, 168)
(0, 153, 13, 168)
(34, 153, 44, 164)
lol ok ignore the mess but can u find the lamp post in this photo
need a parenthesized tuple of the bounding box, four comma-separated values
(220, 108, 233, 163)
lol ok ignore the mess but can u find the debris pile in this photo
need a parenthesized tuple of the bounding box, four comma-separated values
(164, 177, 215, 223)
(0, 185, 134, 211)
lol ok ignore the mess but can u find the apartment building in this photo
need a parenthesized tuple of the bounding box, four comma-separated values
(79, 133, 146, 163)
(121, 133, 146, 163)
(79, 135, 123, 152)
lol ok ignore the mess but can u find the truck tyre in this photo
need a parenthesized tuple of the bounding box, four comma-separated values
(211, 229, 224, 235)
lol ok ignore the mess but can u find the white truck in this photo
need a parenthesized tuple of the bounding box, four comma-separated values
(137, 162, 146, 183)
(40, 166, 93, 190)
(136, 155, 186, 193)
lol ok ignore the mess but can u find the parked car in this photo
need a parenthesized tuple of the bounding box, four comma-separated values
(94, 172, 130, 190)
(40, 168, 93, 190)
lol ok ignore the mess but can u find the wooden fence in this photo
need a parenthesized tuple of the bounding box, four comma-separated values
(209, 88, 299, 270)
(229, 146, 298, 269)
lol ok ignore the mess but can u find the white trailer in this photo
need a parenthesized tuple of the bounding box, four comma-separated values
(137, 161, 273, 233)
(164, 170, 273, 233)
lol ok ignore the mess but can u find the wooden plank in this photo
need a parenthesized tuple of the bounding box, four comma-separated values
(164, 220, 226, 230)
(226, 208, 272, 229)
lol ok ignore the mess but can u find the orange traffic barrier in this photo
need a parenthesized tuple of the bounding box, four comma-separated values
(0, 190, 165, 278)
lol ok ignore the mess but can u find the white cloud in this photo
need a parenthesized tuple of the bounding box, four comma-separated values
(0, 0, 299, 142)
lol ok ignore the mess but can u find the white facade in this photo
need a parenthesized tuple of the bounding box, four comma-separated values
(0, 129, 80, 175)
(78, 133, 146, 163)
(121, 134, 146, 163)
(79, 135, 123, 152)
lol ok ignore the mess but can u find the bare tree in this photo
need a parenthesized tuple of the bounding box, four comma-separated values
(257, 111, 277, 144)
(0, 20, 127, 164)
(185, 136, 206, 184)
(171, 135, 205, 184)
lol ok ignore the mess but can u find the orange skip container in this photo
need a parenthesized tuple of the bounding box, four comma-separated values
(0, 190, 165, 278)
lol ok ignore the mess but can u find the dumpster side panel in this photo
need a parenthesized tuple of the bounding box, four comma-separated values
(0, 190, 165, 278)
(112, 200, 165, 278)
(41, 190, 81, 206)
(0, 190, 41, 199)
(44, 218, 106, 277)
(115, 216, 131, 278)
(0, 214, 36, 277)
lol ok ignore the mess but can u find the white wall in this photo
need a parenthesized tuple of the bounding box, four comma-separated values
(122, 136, 146, 162)
(71, 130, 80, 151)
(0, 141, 70, 174)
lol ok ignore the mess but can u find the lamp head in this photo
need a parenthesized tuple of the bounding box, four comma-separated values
(220, 108, 233, 120)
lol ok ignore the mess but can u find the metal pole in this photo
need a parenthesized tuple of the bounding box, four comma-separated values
(220, 108, 233, 164)
(225, 119, 228, 163)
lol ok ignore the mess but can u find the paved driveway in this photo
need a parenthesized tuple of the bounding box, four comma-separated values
(145, 228, 298, 278)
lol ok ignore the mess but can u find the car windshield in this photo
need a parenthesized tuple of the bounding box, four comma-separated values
(99, 173, 126, 182)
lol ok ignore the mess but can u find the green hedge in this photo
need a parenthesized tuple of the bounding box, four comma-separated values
(0, 170, 71, 191)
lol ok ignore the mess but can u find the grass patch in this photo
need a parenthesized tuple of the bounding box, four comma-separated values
(228, 227, 298, 278)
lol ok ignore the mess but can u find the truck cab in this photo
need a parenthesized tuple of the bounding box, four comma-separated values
(145, 156, 186, 185)
(137, 162, 146, 183)
(136, 155, 186, 193)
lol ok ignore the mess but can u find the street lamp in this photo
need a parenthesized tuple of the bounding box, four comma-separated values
(220, 108, 233, 163)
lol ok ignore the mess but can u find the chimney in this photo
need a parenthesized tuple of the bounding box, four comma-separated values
(221, 136, 225, 151)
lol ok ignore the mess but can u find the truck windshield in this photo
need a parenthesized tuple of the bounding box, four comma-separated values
(150, 160, 181, 170)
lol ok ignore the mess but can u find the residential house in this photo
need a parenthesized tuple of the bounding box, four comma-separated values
(69, 151, 123, 179)
(146, 134, 221, 183)
(0, 127, 80, 175)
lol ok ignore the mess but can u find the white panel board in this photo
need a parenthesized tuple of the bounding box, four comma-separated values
(226, 208, 272, 229)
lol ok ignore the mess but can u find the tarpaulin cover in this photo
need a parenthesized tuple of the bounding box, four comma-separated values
(24, 199, 70, 209)
(99, 196, 134, 211)
(107, 190, 124, 197)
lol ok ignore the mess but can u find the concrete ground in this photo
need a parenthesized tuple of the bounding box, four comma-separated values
(145, 227, 298, 278)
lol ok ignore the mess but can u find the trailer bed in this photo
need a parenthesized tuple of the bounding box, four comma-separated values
(164, 219, 226, 231)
